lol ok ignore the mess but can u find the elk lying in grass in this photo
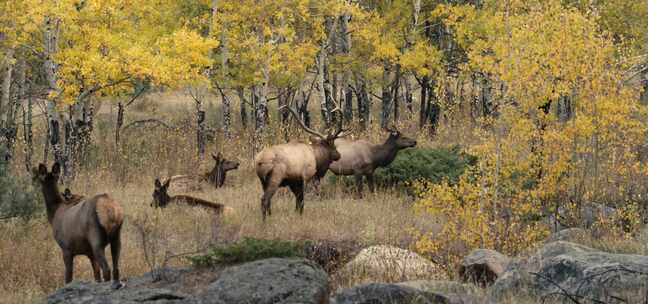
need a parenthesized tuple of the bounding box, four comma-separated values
(255, 106, 347, 221)
(168, 152, 239, 192)
(152, 178, 234, 239)
(32, 163, 124, 289)
(329, 126, 417, 197)
(152, 178, 232, 215)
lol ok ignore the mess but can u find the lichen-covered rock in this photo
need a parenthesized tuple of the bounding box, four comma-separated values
(202, 258, 329, 304)
(336, 245, 445, 289)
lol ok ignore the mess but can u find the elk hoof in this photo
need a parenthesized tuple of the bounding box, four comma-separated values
(111, 281, 125, 290)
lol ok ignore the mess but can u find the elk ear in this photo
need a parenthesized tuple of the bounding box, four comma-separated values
(38, 163, 48, 176)
(51, 163, 61, 178)
(154, 178, 162, 189)
(309, 136, 322, 144)
(212, 152, 222, 161)
(163, 179, 171, 189)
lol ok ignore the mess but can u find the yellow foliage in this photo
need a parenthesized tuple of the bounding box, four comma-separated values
(415, 0, 648, 273)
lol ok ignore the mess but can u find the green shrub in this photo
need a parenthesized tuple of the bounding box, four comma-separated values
(329, 146, 477, 190)
(188, 238, 306, 267)
(0, 151, 42, 221)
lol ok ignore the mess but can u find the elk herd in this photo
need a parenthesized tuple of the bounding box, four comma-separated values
(29, 105, 417, 289)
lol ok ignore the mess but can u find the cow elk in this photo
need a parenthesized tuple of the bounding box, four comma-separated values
(168, 152, 239, 192)
(152, 178, 232, 215)
(329, 126, 417, 197)
(255, 106, 348, 221)
(32, 163, 124, 289)
(152, 178, 235, 239)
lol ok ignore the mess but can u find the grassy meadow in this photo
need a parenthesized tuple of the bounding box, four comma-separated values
(0, 91, 447, 303)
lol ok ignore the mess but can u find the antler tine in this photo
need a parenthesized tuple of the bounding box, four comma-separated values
(330, 123, 352, 139)
(279, 105, 327, 139)
(330, 97, 343, 114)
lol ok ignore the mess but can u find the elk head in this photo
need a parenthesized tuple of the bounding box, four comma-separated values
(207, 152, 239, 187)
(32, 163, 61, 186)
(283, 105, 348, 162)
(212, 152, 239, 171)
(384, 126, 417, 149)
(152, 178, 171, 208)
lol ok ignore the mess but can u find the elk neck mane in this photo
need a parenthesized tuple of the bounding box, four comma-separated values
(41, 182, 66, 223)
(370, 136, 400, 167)
(310, 142, 334, 178)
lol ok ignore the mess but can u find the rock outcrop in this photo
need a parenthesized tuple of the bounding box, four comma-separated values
(47, 258, 329, 304)
(490, 241, 648, 303)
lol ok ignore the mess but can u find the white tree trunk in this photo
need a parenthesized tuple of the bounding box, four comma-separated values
(0, 49, 14, 124)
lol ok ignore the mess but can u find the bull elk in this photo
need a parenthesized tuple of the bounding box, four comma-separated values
(32, 163, 124, 289)
(329, 126, 417, 197)
(255, 106, 348, 221)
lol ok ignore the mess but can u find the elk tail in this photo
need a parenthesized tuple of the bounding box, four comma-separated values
(95, 195, 124, 238)
(257, 163, 274, 190)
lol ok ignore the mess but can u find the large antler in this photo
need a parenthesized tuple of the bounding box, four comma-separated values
(328, 123, 352, 140)
(280, 105, 327, 139)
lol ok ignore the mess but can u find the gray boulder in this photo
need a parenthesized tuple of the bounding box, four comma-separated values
(490, 241, 648, 303)
(202, 258, 329, 304)
(331, 282, 463, 304)
(458, 249, 510, 287)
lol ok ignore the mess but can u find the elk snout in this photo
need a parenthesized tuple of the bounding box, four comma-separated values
(331, 149, 342, 161)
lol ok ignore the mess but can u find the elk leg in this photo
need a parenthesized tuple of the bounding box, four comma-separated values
(93, 247, 112, 282)
(110, 231, 123, 289)
(87, 255, 101, 282)
(289, 181, 305, 214)
(261, 186, 278, 221)
(63, 250, 74, 284)
(354, 174, 364, 199)
(366, 174, 376, 193)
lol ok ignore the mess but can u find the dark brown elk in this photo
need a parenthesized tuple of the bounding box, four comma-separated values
(152, 178, 233, 215)
(255, 106, 347, 221)
(205, 152, 239, 188)
(168, 152, 239, 192)
(32, 163, 124, 289)
(329, 126, 417, 197)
